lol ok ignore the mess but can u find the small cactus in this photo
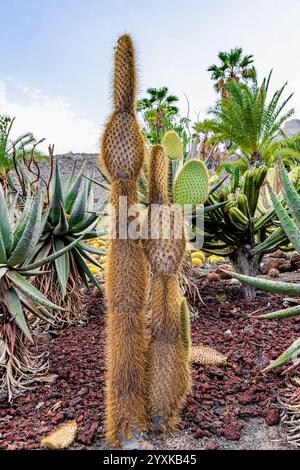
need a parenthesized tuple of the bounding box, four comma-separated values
(190, 345, 227, 366)
(41, 421, 78, 450)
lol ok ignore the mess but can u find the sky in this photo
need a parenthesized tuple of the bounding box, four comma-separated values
(1, 0, 300, 153)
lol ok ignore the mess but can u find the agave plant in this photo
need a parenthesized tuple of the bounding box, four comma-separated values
(28, 161, 106, 326)
(223, 160, 300, 370)
(0, 184, 82, 400)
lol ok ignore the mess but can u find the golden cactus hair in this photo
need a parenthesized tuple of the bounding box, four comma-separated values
(148, 145, 169, 204)
(143, 145, 191, 431)
(101, 34, 145, 181)
(101, 34, 150, 446)
(146, 275, 192, 430)
(113, 34, 136, 113)
(180, 297, 191, 356)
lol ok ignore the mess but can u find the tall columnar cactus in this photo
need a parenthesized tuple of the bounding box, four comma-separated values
(101, 35, 150, 446)
(223, 161, 300, 370)
(143, 145, 191, 431)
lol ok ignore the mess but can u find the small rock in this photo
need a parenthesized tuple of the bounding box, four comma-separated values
(238, 393, 252, 405)
(224, 329, 232, 336)
(7, 443, 18, 450)
(266, 408, 280, 426)
(223, 422, 243, 441)
(35, 402, 45, 410)
(204, 440, 218, 450)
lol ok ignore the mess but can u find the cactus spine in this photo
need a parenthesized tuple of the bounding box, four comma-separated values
(101, 35, 150, 445)
(143, 145, 191, 430)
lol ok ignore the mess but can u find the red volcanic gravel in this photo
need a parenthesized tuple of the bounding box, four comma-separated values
(0, 281, 299, 449)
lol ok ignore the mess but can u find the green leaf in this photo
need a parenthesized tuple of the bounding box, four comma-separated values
(268, 183, 300, 253)
(76, 240, 105, 256)
(16, 288, 55, 323)
(54, 238, 70, 298)
(279, 160, 300, 227)
(69, 180, 87, 227)
(3, 288, 33, 342)
(263, 337, 300, 372)
(18, 234, 84, 271)
(8, 190, 44, 267)
(50, 160, 64, 225)
(254, 226, 287, 255)
(6, 270, 64, 311)
(229, 271, 300, 296)
(257, 304, 300, 320)
(0, 266, 8, 278)
(77, 246, 102, 268)
(0, 185, 13, 254)
(0, 230, 7, 263)
(64, 163, 86, 214)
(70, 213, 98, 234)
(73, 249, 100, 288)
(53, 202, 69, 236)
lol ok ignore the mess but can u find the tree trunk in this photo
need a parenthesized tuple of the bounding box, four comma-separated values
(230, 246, 260, 301)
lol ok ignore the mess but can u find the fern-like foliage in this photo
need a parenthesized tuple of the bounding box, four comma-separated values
(209, 72, 294, 165)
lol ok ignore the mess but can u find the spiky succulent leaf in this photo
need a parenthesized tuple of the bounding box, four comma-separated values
(6, 271, 64, 311)
(0, 185, 13, 254)
(18, 234, 84, 271)
(263, 337, 300, 372)
(3, 288, 33, 342)
(267, 183, 300, 253)
(50, 161, 64, 225)
(53, 202, 69, 236)
(64, 163, 86, 214)
(279, 160, 300, 227)
(16, 288, 55, 323)
(69, 181, 87, 227)
(54, 238, 70, 298)
(0, 231, 7, 263)
(7, 190, 44, 267)
(73, 249, 100, 288)
(0, 266, 8, 278)
(77, 241, 104, 256)
(76, 246, 102, 268)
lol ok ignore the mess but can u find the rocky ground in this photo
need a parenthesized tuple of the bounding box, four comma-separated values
(38, 152, 106, 201)
(1, 275, 299, 450)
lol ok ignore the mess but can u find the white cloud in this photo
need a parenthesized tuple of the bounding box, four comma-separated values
(0, 80, 99, 154)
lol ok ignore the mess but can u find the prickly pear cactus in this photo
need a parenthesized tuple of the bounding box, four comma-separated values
(174, 159, 210, 206)
(161, 130, 183, 160)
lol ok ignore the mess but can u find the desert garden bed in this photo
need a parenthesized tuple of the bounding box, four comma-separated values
(1, 278, 299, 450)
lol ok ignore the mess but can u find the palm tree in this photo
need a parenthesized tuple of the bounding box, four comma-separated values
(208, 47, 256, 98)
(209, 72, 294, 166)
(137, 87, 179, 144)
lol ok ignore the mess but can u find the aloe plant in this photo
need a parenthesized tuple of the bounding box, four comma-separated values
(28, 161, 106, 326)
(0, 184, 82, 400)
(224, 160, 300, 370)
